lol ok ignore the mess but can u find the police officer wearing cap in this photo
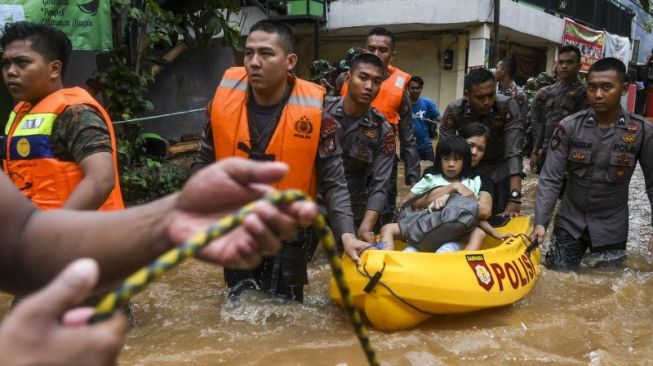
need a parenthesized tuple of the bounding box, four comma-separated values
(440, 67, 524, 219)
(320, 53, 394, 263)
(530, 44, 587, 173)
(531, 57, 653, 268)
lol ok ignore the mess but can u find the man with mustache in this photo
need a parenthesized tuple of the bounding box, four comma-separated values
(1, 22, 123, 211)
(439, 67, 524, 222)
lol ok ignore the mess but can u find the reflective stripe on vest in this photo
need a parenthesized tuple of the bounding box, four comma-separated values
(340, 65, 410, 124)
(2, 87, 124, 211)
(210, 67, 324, 198)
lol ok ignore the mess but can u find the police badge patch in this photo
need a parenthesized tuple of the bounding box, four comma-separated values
(571, 151, 585, 161)
(363, 127, 377, 139)
(322, 135, 337, 156)
(621, 133, 636, 144)
(384, 129, 396, 157)
(627, 122, 640, 134)
(357, 147, 370, 160)
(320, 117, 338, 137)
(550, 133, 561, 150)
(615, 167, 627, 180)
(616, 154, 631, 165)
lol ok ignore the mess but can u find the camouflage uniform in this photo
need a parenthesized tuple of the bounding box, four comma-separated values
(440, 94, 524, 214)
(534, 110, 653, 268)
(309, 59, 337, 96)
(319, 97, 394, 224)
(50, 105, 112, 162)
(532, 77, 587, 166)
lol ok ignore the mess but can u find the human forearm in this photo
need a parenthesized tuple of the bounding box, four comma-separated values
(191, 118, 216, 174)
(414, 186, 454, 208)
(4, 194, 176, 295)
(509, 175, 522, 196)
(62, 176, 115, 210)
(64, 152, 116, 210)
(357, 210, 380, 240)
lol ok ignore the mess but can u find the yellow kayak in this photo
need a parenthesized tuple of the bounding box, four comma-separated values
(329, 216, 541, 331)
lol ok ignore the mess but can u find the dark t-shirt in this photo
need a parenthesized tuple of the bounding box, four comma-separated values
(478, 172, 494, 194)
(249, 100, 280, 135)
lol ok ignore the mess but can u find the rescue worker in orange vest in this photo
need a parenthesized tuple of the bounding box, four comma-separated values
(1, 22, 123, 211)
(192, 20, 367, 302)
(338, 27, 421, 226)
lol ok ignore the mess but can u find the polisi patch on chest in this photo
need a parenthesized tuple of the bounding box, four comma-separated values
(613, 144, 637, 153)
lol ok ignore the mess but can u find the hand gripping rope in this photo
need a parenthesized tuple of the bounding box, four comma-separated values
(90, 189, 380, 366)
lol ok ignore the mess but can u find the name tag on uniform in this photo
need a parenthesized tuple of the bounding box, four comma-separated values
(20, 118, 44, 129)
(395, 76, 405, 88)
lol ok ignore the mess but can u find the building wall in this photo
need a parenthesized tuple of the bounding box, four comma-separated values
(295, 32, 467, 110)
(623, 0, 653, 64)
(327, 0, 564, 44)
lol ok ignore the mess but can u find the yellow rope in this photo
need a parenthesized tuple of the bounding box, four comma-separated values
(90, 189, 379, 366)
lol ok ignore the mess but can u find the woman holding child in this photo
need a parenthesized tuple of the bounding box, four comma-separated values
(380, 123, 511, 252)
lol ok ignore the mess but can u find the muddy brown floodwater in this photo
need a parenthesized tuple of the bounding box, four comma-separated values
(1, 160, 652, 365)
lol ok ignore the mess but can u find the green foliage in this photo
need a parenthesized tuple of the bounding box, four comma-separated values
(175, 0, 242, 50)
(116, 123, 189, 205)
(90, 1, 241, 204)
(91, 49, 154, 120)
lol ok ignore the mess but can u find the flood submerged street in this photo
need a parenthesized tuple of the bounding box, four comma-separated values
(1, 163, 651, 365)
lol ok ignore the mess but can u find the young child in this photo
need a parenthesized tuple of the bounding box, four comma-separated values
(380, 135, 509, 252)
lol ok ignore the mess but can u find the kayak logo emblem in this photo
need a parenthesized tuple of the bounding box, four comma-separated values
(466, 254, 494, 291)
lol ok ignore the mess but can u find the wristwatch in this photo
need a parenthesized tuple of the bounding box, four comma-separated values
(508, 190, 522, 203)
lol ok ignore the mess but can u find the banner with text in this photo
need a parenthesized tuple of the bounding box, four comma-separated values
(0, 0, 111, 51)
(561, 17, 605, 73)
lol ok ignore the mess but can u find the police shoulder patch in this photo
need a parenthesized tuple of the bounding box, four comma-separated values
(383, 129, 396, 157)
(321, 135, 338, 156)
(320, 116, 338, 137)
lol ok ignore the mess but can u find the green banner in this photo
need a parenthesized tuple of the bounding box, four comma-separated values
(0, 0, 112, 51)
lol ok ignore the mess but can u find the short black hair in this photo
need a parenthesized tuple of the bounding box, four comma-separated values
(350, 53, 384, 74)
(559, 44, 581, 64)
(464, 67, 495, 91)
(409, 76, 424, 87)
(249, 19, 295, 54)
(426, 135, 473, 179)
(1, 21, 72, 76)
(588, 57, 626, 83)
(368, 27, 395, 50)
(499, 57, 517, 79)
(459, 122, 490, 142)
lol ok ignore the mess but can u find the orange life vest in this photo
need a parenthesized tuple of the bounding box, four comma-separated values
(341, 65, 410, 124)
(2, 87, 124, 211)
(210, 67, 324, 197)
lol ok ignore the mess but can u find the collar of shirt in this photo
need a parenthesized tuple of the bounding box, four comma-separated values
(498, 80, 517, 95)
(331, 97, 374, 127)
(583, 108, 627, 128)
